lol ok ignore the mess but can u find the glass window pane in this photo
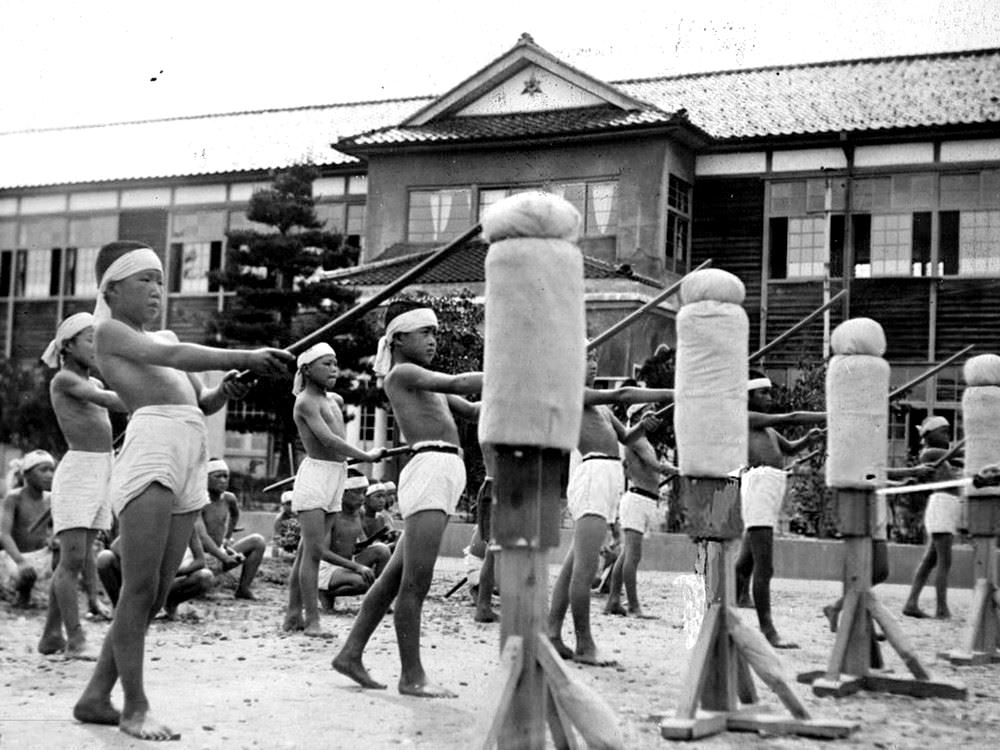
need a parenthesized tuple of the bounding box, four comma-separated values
(347, 175, 367, 195)
(586, 182, 618, 235)
(407, 189, 472, 243)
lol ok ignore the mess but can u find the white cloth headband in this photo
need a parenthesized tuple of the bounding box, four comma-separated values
(748, 377, 772, 391)
(292, 342, 336, 395)
(344, 474, 370, 491)
(41, 312, 94, 368)
(373, 308, 438, 377)
(207, 459, 229, 475)
(20, 450, 55, 474)
(365, 482, 386, 496)
(93, 248, 164, 321)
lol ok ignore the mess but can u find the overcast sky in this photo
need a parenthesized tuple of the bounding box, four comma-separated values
(2, 0, 997, 132)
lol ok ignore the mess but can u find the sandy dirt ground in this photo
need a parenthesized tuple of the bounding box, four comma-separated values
(2, 553, 1000, 749)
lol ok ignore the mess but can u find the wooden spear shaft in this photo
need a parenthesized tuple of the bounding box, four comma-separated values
(888, 344, 975, 401)
(749, 289, 848, 362)
(586, 259, 712, 352)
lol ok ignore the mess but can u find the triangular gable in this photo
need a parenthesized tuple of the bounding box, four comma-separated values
(403, 33, 647, 125)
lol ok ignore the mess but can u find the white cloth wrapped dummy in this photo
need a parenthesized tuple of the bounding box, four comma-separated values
(674, 269, 748, 477)
(479, 191, 585, 451)
(826, 318, 889, 489)
(963, 354, 1000, 500)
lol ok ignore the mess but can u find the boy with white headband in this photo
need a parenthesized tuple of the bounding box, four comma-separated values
(333, 300, 482, 697)
(284, 342, 382, 638)
(547, 347, 674, 667)
(74, 241, 292, 742)
(733, 369, 825, 649)
(37, 312, 126, 659)
(1, 450, 56, 608)
(197, 458, 266, 600)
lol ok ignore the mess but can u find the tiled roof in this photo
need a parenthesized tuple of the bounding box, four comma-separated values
(615, 48, 1000, 140)
(0, 98, 432, 190)
(337, 105, 696, 148)
(2, 47, 998, 190)
(319, 241, 662, 289)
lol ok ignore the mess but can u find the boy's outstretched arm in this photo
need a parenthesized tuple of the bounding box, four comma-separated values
(388, 363, 482, 395)
(54, 371, 128, 412)
(777, 427, 825, 456)
(299, 399, 382, 463)
(447, 395, 480, 423)
(194, 369, 253, 416)
(584, 386, 674, 407)
(749, 411, 826, 430)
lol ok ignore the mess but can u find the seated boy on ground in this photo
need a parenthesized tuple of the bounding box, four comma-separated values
(198, 458, 266, 600)
(547, 348, 674, 666)
(333, 301, 481, 697)
(0, 451, 56, 608)
(734, 371, 824, 649)
(97, 527, 213, 619)
(73, 240, 292, 742)
(319, 474, 391, 611)
(284, 343, 381, 638)
(360, 482, 401, 549)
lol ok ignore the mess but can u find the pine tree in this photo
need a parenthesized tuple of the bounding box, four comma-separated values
(209, 164, 377, 472)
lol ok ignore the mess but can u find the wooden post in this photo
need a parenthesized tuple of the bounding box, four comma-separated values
(802, 489, 967, 699)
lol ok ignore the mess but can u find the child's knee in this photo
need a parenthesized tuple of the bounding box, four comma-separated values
(96, 550, 118, 573)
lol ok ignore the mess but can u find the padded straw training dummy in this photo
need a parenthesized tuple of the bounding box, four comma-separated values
(479, 191, 585, 451)
(962, 354, 1000, 498)
(826, 318, 889, 489)
(674, 268, 748, 476)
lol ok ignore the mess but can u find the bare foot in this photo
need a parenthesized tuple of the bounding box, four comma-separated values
(303, 623, 335, 639)
(603, 601, 627, 616)
(736, 595, 753, 609)
(629, 608, 658, 620)
(573, 649, 619, 667)
(119, 710, 180, 741)
(548, 635, 574, 660)
(332, 653, 387, 689)
(73, 696, 121, 726)
(234, 589, 257, 601)
(902, 606, 928, 619)
(87, 601, 112, 621)
(823, 604, 839, 633)
(763, 630, 799, 650)
(37, 633, 66, 655)
(474, 608, 498, 623)
(935, 608, 951, 620)
(65, 633, 97, 661)
(398, 679, 457, 698)
(282, 613, 305, 632)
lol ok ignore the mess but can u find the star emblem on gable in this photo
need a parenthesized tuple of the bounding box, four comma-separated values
(522, 74, 543, 97)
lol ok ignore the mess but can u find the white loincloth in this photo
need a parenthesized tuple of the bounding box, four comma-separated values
(740, 466, 788, 529)
(397, 443, 466, 520)
(925, 491, 959, 535)
(618, 488, 663, 535)
(51, 450, 112, 534)
(0, 547, 53, 599)
(567, 455, 625, 522)
(317, 560, 337, 590)
(292, 457, 347, 514)
(111, 405, 209, 516)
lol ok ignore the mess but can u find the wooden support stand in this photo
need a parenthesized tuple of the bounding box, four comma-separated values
(481, 447, 624, 750)
(660, 477, 857, 741)
(940, 496, 1000, 665)
(798, 489, 967, 699)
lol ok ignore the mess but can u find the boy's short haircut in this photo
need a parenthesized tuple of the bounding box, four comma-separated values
(384, 299, 426, 329)
(95, 241, 156, 282)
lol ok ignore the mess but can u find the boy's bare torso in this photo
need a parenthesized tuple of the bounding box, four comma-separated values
(748, 425, 784, 469)
(331, 511, 363, 560)
(50, 372, 115, 452)
(578, 405, 620, 456)
(384, 368, 460, 445)
(294, 391, 349, 461)
(96, 325, 198, 411)
(6, 490, 50, 553)
(202, 494, 235, 545)
(623, 440, 659, 492)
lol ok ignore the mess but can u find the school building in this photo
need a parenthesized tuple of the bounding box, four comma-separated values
(1, 34, 998, 471)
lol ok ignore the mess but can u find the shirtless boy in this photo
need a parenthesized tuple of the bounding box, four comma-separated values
(73, 240, 291, 741)
(360, 483, 400, 548)
(604, 405, 676, 618)
(469, 443, 499, 623)
(37, 313, 126, 658)
(734, 371, 824, 649)
(547, 348, 673, 666)
(903, 416, 960, 620)
(0, 451, 56, 607)
(318, 474, 391, 611)
(199, 458, 266, 600)
(283, 343, 381, 638)
(333, 301, 481, 697)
